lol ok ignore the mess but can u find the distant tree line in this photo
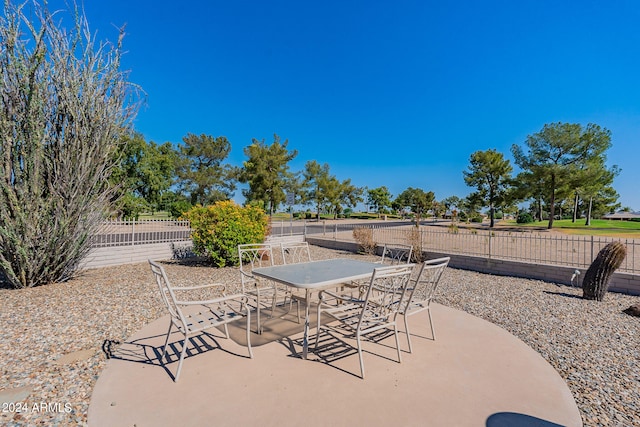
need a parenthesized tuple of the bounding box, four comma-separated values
(114, 121, 623, 231)
(463, 122, 621, 229)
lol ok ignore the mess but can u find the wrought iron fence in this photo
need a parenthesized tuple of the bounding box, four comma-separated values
(91, 219, 192, 248)
(308, 222, 639, 274)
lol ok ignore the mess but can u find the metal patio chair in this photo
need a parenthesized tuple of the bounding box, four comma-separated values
(149, 260, 253, 382)
(238, 243, 284, 333)
(280, 241, 312, 322)
(400, 257, 450, 352)
(380, 243, 414, 265)
(315, 264, 414, 379)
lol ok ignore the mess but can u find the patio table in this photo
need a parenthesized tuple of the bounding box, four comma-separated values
(252, 258, 380, 359)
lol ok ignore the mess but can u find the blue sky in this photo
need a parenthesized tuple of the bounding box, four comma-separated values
(52, 0, 640, 210)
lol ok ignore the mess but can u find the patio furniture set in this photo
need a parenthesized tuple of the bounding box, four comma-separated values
(148, 242, 450, 381)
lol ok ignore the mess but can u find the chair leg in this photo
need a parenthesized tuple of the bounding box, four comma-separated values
(174, 333, 189, 382)
(393, 324, 402, 364)
(161, 322, 173, 361)
(314, 306, 322, 348)
(356, 331, 365, 379)
(246, 309, 254, 359)
(223, 323, 230, 339)
(404, 314, 413, 353)
(428, 309, 436, 340)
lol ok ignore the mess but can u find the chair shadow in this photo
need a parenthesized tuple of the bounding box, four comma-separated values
(486, 412, 565, 427)
(109, 329, 249, 381)
(302, 325, 401, 379)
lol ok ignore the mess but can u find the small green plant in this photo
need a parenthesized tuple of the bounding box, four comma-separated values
(516, 210, 534, 224)
(353, 227, 377, 255)
(183, 201, 269, 267)
(169, 200, 192, 219)
(448, 223, 459, 234)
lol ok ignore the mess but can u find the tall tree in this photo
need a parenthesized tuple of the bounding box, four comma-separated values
(0, 1, 139, 288)
(326, 178, 363, 219)
(394, 188, 435, 226)
(512, 122, 614, 229)
(112, 133, 177, 214)
(441, 195, 463, 220)
(463, 149, 513, 228)
(302, 160, 331, 218)
(367, 186, 392, 217)
(176, 133, 236, 205)
(238, 134, 298, 215)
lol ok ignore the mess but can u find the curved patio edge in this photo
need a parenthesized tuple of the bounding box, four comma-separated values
(88, 303, 582, 427)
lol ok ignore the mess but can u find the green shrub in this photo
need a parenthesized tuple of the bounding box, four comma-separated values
(183, 201, 269, 267)
(516, 211, 534, 224)
(470, 215, 483, 223)
(169, 200, 192, 219)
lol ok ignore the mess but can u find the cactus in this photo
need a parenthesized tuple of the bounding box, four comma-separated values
(582, 241, 627, 301)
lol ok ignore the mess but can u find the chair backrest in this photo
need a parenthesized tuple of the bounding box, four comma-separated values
(380, 244, 413, 265)
(238, 243, 275, 291)
(149, 260, 186, 329)
(403, 257, 450, 311)
(281, 241, 311, 264)
(359, 264, 414, 327)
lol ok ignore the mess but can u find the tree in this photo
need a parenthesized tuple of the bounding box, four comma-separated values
(394, 188, 435, 226)
(366, 186, 392, 217)
(325, 178, 363, 218)
(238, 134, 298, 215)
(463, 149, 513, 227)
(302, 160, 331, 218)
(568, 157, 620, 225)
(0, 2, 139, 288)
(176, 133, 236, 205)
(512, 122, 614, 229)
(111, 133, 177, 215)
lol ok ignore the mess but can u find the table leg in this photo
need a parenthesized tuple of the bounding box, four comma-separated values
(302, 288, 311, 360)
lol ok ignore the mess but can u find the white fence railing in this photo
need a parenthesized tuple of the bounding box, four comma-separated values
(309, 223, 640, 274)
(90, 219, 639, 274)
(91, 220, 191, 248)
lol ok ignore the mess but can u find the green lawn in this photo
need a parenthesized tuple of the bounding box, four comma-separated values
(500, 218, 640, 237)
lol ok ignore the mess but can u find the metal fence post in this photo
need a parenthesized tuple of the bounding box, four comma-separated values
(131, 219, 135, 246)
(590, 235, 594, 261)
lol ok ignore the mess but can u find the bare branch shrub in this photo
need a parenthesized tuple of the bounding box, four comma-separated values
(353, 227, 377, 255)
(405, 227, 425, 263)
(0, 2, 140, 288)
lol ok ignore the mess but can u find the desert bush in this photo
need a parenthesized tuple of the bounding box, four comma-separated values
(0, 2, 139, 288)
(353, 227, 377, 255)
(405, 227, 424, 262)
(183, 201, 269, 267)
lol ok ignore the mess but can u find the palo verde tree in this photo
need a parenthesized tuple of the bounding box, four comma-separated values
(463, 149, 513, 228)
(512, 122, 614, 229)
(238, 134, 298, 215)
(0, 1, 139, 288)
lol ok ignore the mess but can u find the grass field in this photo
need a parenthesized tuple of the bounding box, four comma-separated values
(501, 219, 640, 238)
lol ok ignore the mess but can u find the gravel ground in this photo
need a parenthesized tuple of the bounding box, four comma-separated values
(1, 245, 639, 426)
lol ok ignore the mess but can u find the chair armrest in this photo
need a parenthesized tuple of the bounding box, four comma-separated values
(171, 283, 226, 292)
(176, 293, 249, 306)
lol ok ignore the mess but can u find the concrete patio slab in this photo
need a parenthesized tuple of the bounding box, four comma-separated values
(88, 303, 582, 427)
